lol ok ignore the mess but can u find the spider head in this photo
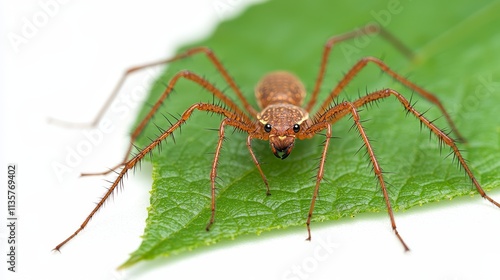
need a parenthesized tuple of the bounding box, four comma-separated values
(257, 104, 309, 160)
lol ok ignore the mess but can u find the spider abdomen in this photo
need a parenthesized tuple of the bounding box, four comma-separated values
(255, 71, 306, 108)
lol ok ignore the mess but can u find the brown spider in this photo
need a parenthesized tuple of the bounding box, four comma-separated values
(54, 24, 500, 252)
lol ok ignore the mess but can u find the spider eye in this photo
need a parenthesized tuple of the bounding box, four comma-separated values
(264, 123, 272, 133)
(293, 124, 300, 133)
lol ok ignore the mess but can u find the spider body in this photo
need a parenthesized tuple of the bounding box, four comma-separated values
(54, 24, 500, 252)
(255, 71, 310, 159)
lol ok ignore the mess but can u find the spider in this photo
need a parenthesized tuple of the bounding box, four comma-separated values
(54, 24, 500, 252)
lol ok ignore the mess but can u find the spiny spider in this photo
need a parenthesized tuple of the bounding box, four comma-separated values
(54, 24, 500, 252)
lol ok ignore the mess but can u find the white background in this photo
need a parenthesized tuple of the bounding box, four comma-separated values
(1, 1, 500, 279)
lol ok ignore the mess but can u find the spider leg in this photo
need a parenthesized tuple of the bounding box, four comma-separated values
(246, 135, 270, 195)
(49, 46, 257, 128)
(304, 100, 410, 250)
(302, 122, 333, 241)
(206, 118, 260, 230)
(306, 23, 413, 112)
(348, 89, 500, 208)
(304, 101, 410, 250)
(54, 103, 252, 251)
(206, 118, 227, 230)
(81, 71, 253, 176)
(305, 87, 499, 250)
(315, 56, 466, 142)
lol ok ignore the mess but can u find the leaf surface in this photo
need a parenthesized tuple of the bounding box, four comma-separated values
(122, 0, 500, 267)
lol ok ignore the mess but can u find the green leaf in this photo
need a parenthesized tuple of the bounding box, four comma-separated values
(121, 0, 500, 268)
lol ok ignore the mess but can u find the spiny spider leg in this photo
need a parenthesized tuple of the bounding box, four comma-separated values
(305, 23, 413, 112)
(302, 101, 410, 251)
(246, 135, 271, 195)
(81, 70, 253, 176)
(303, 23, 464, 141)
(302, 88, 500, 250)
(350, 89, 500, 207)
(51, 47, 255, 176)
(206, 118, 261, 230)
(49, 46, 256, 129)
(54, 103, 255, 251)
(315, 56, 466, 142)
